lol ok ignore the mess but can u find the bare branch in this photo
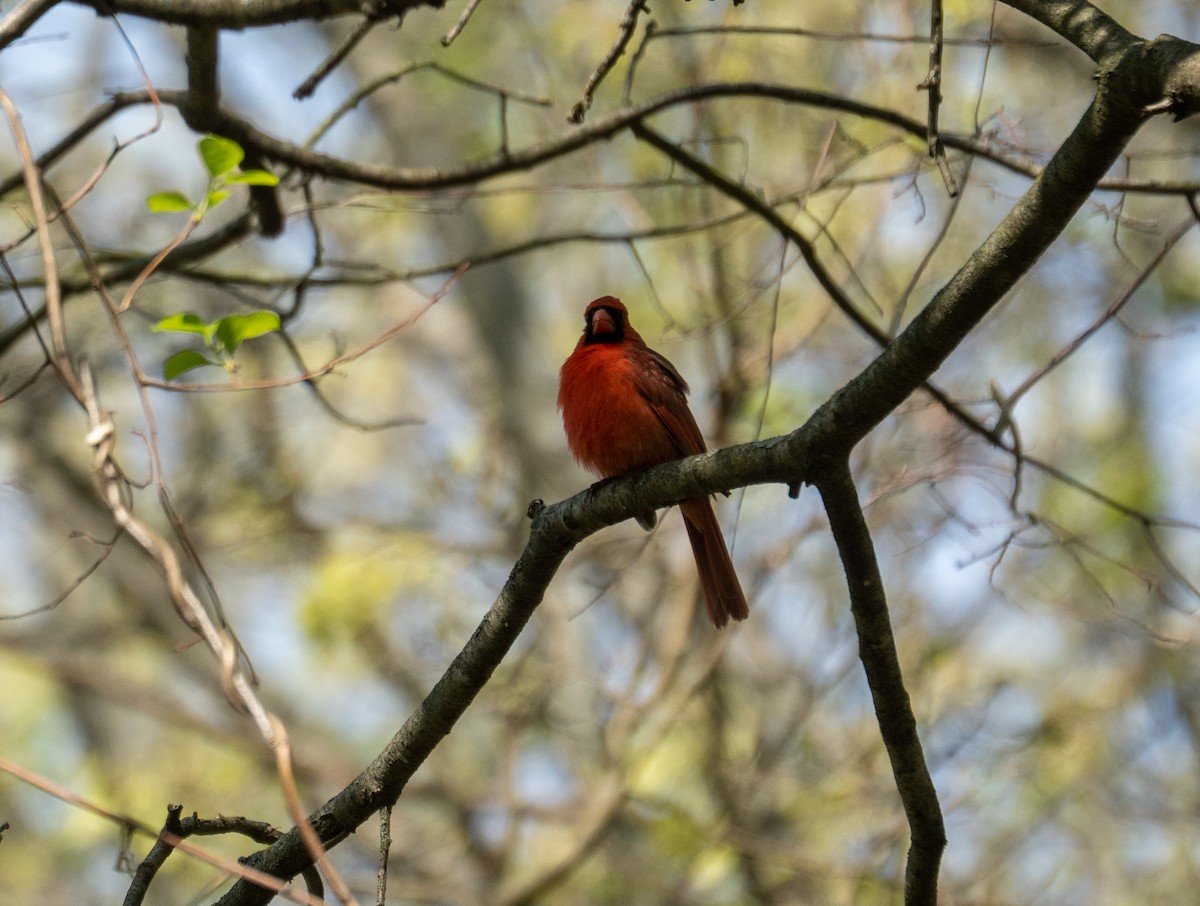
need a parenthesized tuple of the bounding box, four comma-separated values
(815, 464, 945, 906)
(294, 16, 378, 100)
(0, 757, 324, 906)
(268, 716, 356, 906)
(140, 262, 465, 393)
(0, 0, 60, 52)
(0, 532, 117, 620)
(7, 77, 1200, 219)
(649, 23, 1058, 48)
(1002, 0, 1139, 62)
(95, 84, 988, 191)
(185, 25, 220, 115)
(375, 806, 393, 906)
(441, 0, 483, 46)
(999, 213, 1195, 420)
(0, 88, 81, 402)
(66, 0, 446, 30)
(917, 0, 958, 196)
(569, 0, 649, 124)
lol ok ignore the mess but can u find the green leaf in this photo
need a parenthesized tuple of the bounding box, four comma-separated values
(146, 191, 194, 213)
(199, 135, 244, 178)
(205, 188, 232, 209)
(224, 169, 279, 187)
(151, 312, 209, 336)
(213, 310, 282, 353)
(163, 349, 218, 381)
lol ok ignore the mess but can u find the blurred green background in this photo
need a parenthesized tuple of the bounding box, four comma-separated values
(2, 1, 1200, 902)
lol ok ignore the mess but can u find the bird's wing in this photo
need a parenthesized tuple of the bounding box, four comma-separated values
(637, 348, 708, 457)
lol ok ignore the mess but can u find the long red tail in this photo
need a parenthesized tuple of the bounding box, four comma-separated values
(680, 499, 749, 628)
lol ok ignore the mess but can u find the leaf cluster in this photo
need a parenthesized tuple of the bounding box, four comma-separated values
(146, 135, 278, 221)
(152, 310, 282, 380)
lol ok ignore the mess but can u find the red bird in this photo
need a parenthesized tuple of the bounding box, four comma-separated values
(558, 296, 749, 628)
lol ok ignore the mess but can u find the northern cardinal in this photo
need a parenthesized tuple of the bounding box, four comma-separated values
(558, 296, 749, 628)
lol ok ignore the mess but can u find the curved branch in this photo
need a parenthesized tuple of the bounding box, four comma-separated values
(96, 83, 1200, 196)
(1002, 0, 1138, 63)
(815, 464, 945, 906)
(570, 0, 649, 124)
(0, 0, 447, 51)
(631, 122, 878, 341)
(152, 83, 932, 189)
(6, 78, 1200, 215)
(71, 0, 443, 28)
(0, 0, 58, 51)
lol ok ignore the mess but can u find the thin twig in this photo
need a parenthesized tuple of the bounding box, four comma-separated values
(918, 0, 958, 196)
(648, 23, 1056, 47)
(269, 716, 358, 905)
(621, 16, 656, 105)
(0, 757, 323, 906)
(972, 1, 1002, 133)
(0, 88, 81, 402)
(0, 0, 59, 51)
(295, 16, 377, 100)
(890, 152, 976, 335)
(997, 213, 1195, 426)
(569, 0, 649, 124)
(441, 0, 484, 46)
(376, 806, 392, 906)
(0, 249, 55, 403)
(140, 262, 467, 393)
(304, 62, 549, 154)
(0, 534, 117, 620)
(118, 214, 199, 312)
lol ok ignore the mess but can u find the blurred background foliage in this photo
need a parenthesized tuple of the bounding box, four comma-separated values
(2, 0, 1200, 903)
